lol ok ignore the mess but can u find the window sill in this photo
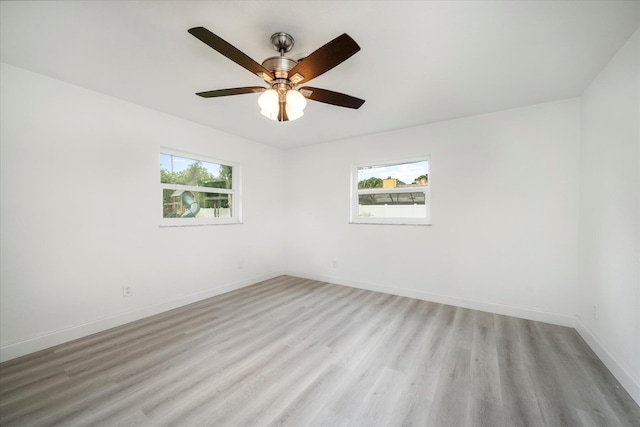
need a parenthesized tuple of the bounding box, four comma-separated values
(349, 221, 432, 226)
(159, 219, 242, 227)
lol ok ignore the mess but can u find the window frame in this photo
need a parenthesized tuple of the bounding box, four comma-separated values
(159, 148, 242, 227)
(350, 156, 431, 226)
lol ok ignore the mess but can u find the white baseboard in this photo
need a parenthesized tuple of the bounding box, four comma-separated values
(287, 271, 576, 327)
(0, 271, 283, 363)
(575, 318, 640, 406)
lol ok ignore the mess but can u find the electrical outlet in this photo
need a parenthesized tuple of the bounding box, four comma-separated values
(123, 285, 133, 298)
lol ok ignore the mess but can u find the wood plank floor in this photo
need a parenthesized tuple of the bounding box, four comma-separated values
(1, 275, 638, 426)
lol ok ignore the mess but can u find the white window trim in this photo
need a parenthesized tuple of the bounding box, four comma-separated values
(159, 148, 242, 227)
(350, 156, 431, 226)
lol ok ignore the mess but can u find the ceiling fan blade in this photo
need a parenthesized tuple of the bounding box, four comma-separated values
(287, 33, 360, 84)
(188, 27, 274, 82)
(299, 87, 365, 109)
(196, 87, 265, 98)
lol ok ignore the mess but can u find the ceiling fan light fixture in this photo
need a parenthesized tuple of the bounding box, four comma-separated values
(260, 108, 279, 120)
(286, 89, 307, 113)
(258, 88, 279, 112)
(188, 27, 364, 121)
(285, 103, 304, 121)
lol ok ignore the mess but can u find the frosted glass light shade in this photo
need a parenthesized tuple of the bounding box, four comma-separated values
(260, 108, 279, 120)
(258, 89, 279, 112)
(286, 89, 307, 112)
(285, 104, 304, 121)
(259, 88, 306, 121)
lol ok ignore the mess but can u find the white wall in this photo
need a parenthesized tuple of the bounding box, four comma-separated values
(0, 63, 286, 361)
(284, 98, 580, 326)
(577, 28, 640, 403)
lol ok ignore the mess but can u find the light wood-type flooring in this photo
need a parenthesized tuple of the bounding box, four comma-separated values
(1, 276, 639, 426)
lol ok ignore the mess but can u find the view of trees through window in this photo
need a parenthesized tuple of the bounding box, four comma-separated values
(160, 153, 234, 219)
(356, 160, 428, 189)
(353, 159, 430, 224)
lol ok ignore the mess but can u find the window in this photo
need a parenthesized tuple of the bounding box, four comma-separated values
(351, 157, 430, 225)
(160, 150, 241, 226)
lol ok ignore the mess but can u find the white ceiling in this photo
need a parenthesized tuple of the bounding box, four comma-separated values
(1, 1, 639, 149)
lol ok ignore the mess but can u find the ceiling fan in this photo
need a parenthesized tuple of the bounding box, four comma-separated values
(188, 27, 365, 122)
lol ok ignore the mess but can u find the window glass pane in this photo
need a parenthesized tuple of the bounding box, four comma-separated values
(357, 160, 428, 189)
(160, 154, 232, 189)
(358, 192, 427, 218)
(162, 189, 232, 219)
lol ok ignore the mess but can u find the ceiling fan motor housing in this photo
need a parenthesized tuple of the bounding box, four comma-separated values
(261, 56, 298, 79)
